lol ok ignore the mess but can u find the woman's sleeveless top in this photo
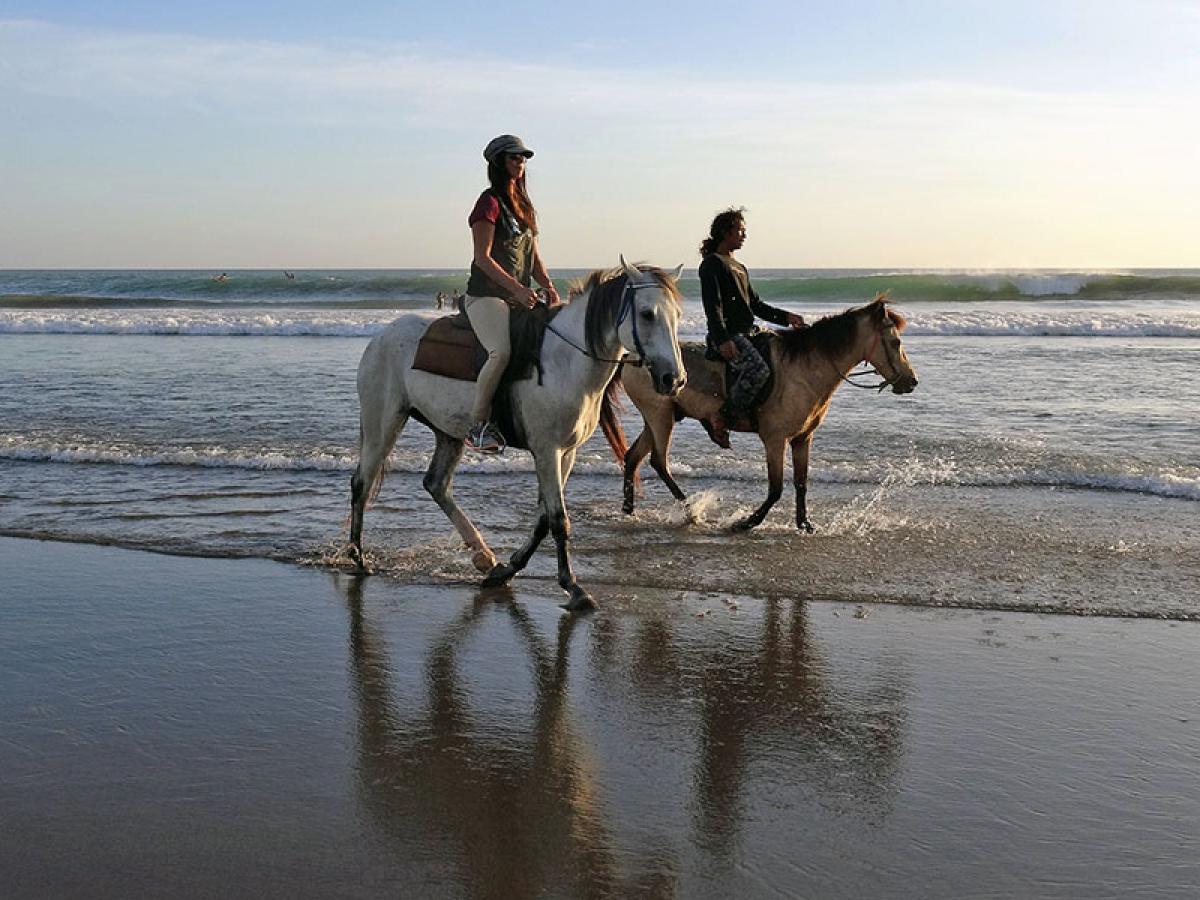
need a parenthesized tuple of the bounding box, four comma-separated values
(466, 190, 535, 298)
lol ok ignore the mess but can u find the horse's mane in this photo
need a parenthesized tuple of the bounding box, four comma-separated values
(776, 297, 907, 362)
(567, 265, 683, 357)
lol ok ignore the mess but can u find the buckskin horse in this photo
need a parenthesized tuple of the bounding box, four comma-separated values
(613, 294, 917, 531)
(349, 259, 685, 611)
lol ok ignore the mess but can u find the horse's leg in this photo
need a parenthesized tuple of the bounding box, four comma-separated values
(537, 447, 594, 612)
(482, 489, 549, 588)
(647, 418, 687, 505)
(423, 429, 498, 574)
(791, 432, 816, 533)
(349, 412, 408, 571)
(622, 428, 652, 514)
(623, 406, 686, 515)
(734, 435, 787, 531)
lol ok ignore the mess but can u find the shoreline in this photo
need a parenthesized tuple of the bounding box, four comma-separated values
(5, 468, 1199, 624)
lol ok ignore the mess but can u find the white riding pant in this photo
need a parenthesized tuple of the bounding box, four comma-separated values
(462, 294, 512, 423)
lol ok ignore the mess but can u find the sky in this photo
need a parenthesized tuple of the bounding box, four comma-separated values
(3, 1, 1199, 269)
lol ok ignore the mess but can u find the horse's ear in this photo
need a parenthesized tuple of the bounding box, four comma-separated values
(619, 255, 640, 280)
(874, 290, 891, 303)
(668, 263, 684, 282)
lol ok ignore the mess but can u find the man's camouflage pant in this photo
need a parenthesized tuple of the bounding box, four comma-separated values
(724, 333, 770, 418)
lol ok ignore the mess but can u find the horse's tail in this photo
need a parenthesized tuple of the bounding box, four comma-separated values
(600, 366, 639, 488)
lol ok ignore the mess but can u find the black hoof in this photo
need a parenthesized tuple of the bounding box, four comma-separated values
(797, 519, 816, 534)
(560, 588, 596, 613)
(732, 516, 758, 532)
(481, 563, 517, 588)
(622, 501, 634, 515)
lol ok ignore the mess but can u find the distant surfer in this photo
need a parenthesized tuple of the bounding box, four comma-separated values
(212, 273, 228, 282)
(435, 291, 447, 310)
(284, 271, 295, 281)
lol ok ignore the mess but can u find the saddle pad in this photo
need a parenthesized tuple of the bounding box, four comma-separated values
(411, 314, 484, 382)
(680, 343, 726, 399)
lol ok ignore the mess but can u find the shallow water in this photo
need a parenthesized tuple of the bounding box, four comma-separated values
(2, 538, 1197, 899)
(1, 271, 1198, 618)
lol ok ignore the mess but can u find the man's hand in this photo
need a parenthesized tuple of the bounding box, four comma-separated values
(719, 340, 739, 361)
(544, 285, 561, 307)
(787, 313, 807, 328)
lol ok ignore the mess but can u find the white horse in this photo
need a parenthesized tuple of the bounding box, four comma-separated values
(350, 258, 686, 611)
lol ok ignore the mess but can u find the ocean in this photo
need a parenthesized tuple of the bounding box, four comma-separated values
(2, 268, 1197, 617)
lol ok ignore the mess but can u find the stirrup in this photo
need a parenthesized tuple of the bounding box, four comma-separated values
(465, 421, 506, 455)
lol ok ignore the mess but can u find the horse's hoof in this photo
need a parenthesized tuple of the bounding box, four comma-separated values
(732, 516, 757, 532)
(622, 501, 634, 516)
(481, 563, 516, 587)
(560, 588, 596, 613)
(472, 549, 498, 573)
(348, 546, 373, 574)
(798, 519, 816, 534)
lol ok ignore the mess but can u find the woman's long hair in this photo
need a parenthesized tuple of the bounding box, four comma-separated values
(699, 206, 745, 257)
(487, 158, 538, 235)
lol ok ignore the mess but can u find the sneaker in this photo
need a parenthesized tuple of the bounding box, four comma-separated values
(465, 421, 506, 454)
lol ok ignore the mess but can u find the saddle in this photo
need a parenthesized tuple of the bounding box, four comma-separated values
(410, 303, 555, 452)
(411, 302, 553, 385)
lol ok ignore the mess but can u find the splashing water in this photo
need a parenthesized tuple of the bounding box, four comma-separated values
(824, 456, 959, 536)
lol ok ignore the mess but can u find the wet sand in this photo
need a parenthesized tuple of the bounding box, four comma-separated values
(2, 536, 1198, 899)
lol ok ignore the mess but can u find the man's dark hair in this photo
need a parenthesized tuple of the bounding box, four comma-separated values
(699, 207, 746, 257)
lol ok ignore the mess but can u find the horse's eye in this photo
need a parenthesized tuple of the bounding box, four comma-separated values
(640, 309, 656, 322)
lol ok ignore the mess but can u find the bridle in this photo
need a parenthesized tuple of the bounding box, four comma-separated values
(543, 278, 663, 368)
(835, 319, 904, 392)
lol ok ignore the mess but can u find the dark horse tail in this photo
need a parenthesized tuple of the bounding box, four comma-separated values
(599, 366, 639, 488)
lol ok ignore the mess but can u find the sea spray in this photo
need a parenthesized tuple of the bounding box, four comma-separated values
(823, 456, 959, 536)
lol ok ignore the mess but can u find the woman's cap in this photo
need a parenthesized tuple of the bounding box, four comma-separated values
(484, 134, 534, 162)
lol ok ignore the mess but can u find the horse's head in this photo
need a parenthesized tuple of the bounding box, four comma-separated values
(861, 293, 918, 394)
(617, 255, 686, 396)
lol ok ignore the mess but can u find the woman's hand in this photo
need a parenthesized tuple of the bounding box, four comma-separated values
(514, 285, 539, 308)
(719, 340, 739, 361)
(544, 285, 561, 307)
(787, 313, 807, 328)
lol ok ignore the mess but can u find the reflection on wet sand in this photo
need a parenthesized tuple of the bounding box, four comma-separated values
(344, 578, 648, 898)
(591, 599, 909, 856)
(339, 578, 909, 897)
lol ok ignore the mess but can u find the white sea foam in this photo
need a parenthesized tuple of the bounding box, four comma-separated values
(4, 437, 1194, 501)
(1, 306, 1199, 338)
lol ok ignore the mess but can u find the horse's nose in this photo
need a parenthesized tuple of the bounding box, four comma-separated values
(660, 372, 677, 393)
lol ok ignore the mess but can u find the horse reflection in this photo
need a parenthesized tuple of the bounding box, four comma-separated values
(339, 578, 907, 894)
(340, 577, 678, 899)
(594, 599, 907, 852)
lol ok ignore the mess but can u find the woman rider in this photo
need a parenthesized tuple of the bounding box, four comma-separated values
(462, 134, 561, 453)
(699, 207, 805, 445)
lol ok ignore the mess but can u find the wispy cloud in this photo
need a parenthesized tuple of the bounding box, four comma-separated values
(4, 18, 1198, 266)
(5, 17, 1195, 146)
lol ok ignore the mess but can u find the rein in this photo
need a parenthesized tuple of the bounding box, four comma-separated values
(542, 279, 657, 368)
(832, 325, 897, 392)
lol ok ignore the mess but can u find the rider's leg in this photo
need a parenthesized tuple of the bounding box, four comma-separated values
(721, 334, 769, 426)
(462, 294, 511, 450)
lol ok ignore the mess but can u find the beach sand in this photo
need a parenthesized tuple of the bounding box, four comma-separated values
(2, 535, 1197, 899)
